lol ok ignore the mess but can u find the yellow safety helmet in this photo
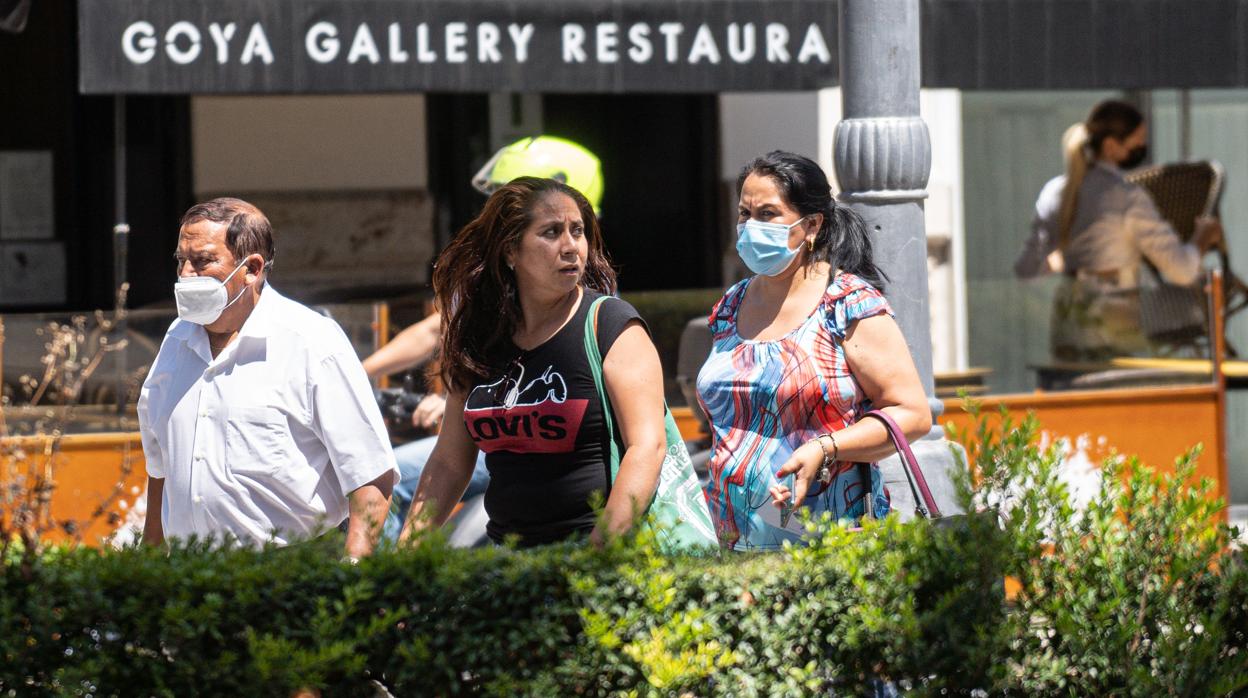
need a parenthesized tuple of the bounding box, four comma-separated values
(471, 136, 604, 215)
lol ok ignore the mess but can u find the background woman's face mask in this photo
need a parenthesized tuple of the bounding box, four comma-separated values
(174, 259, 249, 325)
(1118, 144, 1148, 170)
(736, 217, 806, 276)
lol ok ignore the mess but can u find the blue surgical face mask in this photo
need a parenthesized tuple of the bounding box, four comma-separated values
(735, 217, 806, 276)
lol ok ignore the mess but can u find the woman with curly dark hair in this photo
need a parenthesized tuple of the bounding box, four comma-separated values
(398, 177, 665, 547)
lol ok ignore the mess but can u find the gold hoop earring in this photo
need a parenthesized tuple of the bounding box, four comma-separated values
(807, 238, 814, 252)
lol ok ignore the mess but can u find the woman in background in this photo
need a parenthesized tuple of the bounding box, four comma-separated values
(1014, 99, 1223, 360)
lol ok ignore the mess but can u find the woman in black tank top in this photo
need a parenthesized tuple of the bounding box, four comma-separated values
(397, 177, 667, 548)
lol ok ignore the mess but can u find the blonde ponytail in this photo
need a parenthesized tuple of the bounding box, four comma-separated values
(1056, 122, 1091, 251)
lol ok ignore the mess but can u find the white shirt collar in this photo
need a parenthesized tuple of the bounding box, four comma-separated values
(167, 282, 278, 364)
(236, 281, 280, 340)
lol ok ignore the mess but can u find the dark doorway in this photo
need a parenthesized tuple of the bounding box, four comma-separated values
(425, 93, 722, 292)
(543, 94, 720, 291)
(424, 94, 493, 259)
(0, 0, 191, 311)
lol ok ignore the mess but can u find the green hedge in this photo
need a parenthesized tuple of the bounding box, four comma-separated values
(3, 409, 1247, 697)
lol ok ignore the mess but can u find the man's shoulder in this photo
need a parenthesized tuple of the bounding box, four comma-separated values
(266, 290, 333, 327)
(263, 290, 353, 354)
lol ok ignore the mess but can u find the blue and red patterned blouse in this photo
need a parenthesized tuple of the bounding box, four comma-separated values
(696, 272, 893, 550)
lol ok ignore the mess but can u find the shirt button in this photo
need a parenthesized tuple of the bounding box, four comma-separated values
(199, 409, 209, 418)
(193, 496, 203, 504)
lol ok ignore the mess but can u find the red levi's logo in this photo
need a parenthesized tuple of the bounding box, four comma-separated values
(464, 365, 588, 453)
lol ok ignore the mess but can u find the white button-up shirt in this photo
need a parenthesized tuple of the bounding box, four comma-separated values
(1015, 162, 1202, 287)
(137, 284, 398, 546)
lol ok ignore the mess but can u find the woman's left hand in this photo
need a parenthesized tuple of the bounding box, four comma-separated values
(769, 440, 826, 509)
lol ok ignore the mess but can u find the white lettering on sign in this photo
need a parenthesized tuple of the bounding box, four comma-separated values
(688, 23, 720, 64)
(208, 23, 237, 64)
(596, 23, 618, 63)
(627, 23, 652, 63)
(445, 22, 468, 63)
(727, 23, 755, 63)
(123, 19, 273, 65)
(508, 23, 534, 63)
(797, 23, 830, 64)
(658, 23, 683, 63)
(165, 21, 202, 65)
(478, 22, 502, 63)
(388, 23, 409, 62)
(348, 23, 381, 64)
(562, 23, 586, 63)
(113, 19, 833, 72)
(306, 22, 339, 63)
(122, 21, 157, 64)
(416, 23, 438, 62)
(240, 23, 273, 64)
(766, 23, 790, 63)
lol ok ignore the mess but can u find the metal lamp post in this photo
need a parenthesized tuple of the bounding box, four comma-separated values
(834, 0, 963, 516)
(113, 96, 129, 416)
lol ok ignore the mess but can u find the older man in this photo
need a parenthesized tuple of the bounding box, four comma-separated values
(139, 198, 397, 558)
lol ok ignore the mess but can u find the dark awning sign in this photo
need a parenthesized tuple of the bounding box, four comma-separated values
(78, 0, 840, 94)
(81, 0, 1248, 94)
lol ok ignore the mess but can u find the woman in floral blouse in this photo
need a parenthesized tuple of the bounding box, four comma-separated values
(697, 151, 930, 550)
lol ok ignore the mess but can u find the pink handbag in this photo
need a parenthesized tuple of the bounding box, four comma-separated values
(860, 410, 943, 520)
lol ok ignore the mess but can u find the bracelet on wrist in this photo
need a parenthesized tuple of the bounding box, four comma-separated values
(811, 434, 831, 466)
(823, 432, 839, 463)
(809, 434, 837, 486)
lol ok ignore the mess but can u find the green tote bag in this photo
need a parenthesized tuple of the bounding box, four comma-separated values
(582, 296, 718, 553)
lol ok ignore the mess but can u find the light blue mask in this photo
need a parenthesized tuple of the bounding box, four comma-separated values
(735, 217, 806, 276)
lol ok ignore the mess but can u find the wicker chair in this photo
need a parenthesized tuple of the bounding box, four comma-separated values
(1125, 160, 1246, 354)
(1126, 161, 1224, 241)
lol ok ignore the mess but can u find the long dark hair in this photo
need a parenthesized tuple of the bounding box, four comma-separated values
(737, 150, 886, 290)
(433, 176, 617, 391)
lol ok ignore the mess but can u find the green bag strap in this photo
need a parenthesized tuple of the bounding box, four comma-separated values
(582, 295, 623, 481)
(584, 295, 719, 553)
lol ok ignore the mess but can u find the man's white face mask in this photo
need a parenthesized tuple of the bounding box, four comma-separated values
(174, 259, 250, 326)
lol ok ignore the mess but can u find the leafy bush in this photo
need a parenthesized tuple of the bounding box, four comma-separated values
(1, 406, 1245, 697)
(1, 297, 141, 559)
(954, 405, 1248, 695)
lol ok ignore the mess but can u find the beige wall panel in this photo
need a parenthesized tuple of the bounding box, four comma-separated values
(192, 95, 427, 193)
(202, 190, 435, 300)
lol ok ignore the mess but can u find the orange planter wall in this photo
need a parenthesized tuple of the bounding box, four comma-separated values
(5, 383, 1224, 548)
(2, 432, 148, 545)
(941, 384, 1228, 508)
